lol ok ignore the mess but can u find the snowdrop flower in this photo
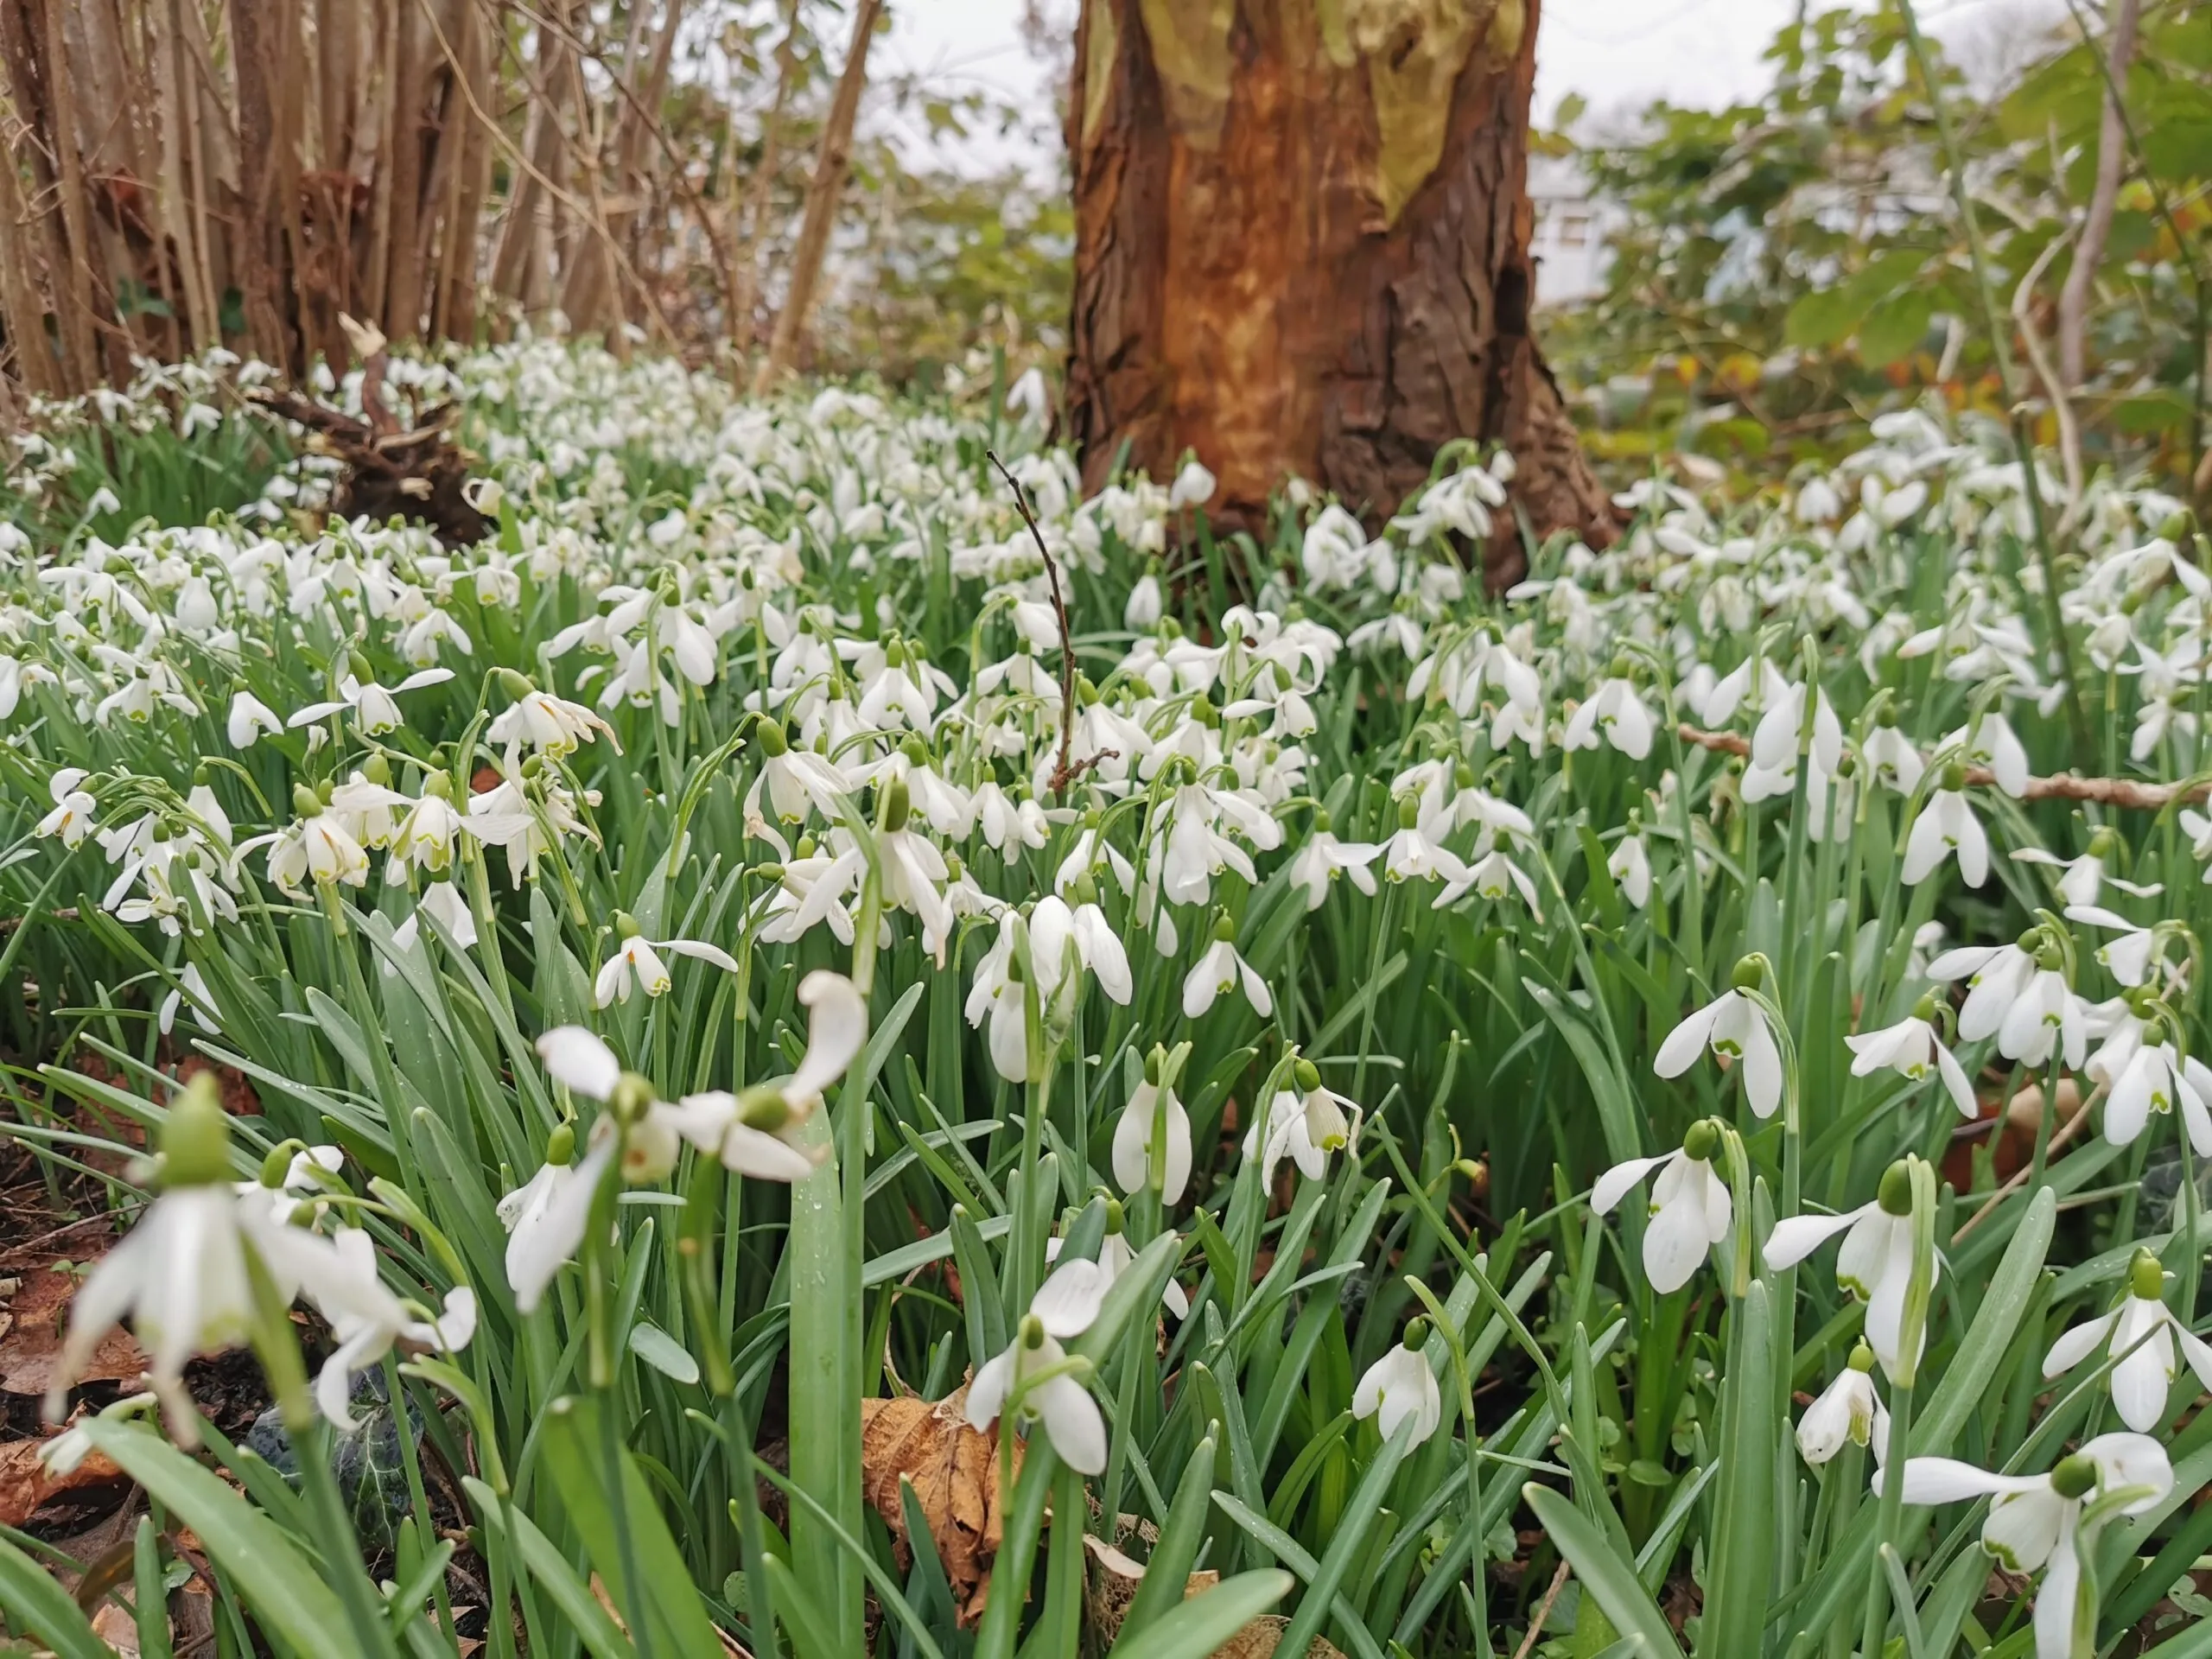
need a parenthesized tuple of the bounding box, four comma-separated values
(1797, 1343, 1888, 1467)
(389, 777, 466, 876)
(1242, 1059, 1359, 1188)
(1563, 671, 1654, 760)
(664, 970, 866, 1179)
(1845, 995, 1977, 1116)
(1124, 569, 1164, 632)
(1168, 458, 1217, 510)
(36, 768, 98, 847)
(2100, 1021, 2212, 1154)
(1902, 766, 1989, 887)
(2017, 827, 2158, 910)
(1381, 794, 1469, 889)
(391, 880, 478, 953)
(1045, 1205, 1187, 1319)
(1353, 1320, 1443, 1449)
(496, 1120, 614, 1316)
(1114, 1056, 1193, 1203)
(1859, 716, 1924, 795)
(1184, 914, 1273, 1020)
(2064, 904, 2162, 988)
(534, 1025, 690, 1185)
(1751, 676, 1845, 778)
(1608, 827, 1652, 909)
(966, 1264, 1108, 1474)
(1654, 957, 1783, 1119)
(1875, 1435, 2171, 1659)
(1287, 811, 1381, 910)
(299, 1227, 475, 1431)
(1764, 1160, 1936, 1378)
(287, 667, 454, 735)
(226, 689, 284, 749)
(44, 1075, 251, 1443)
(1592, 1120, 1732, 1294)
(1004, 366, 1050, 426)
(2044, 1249, 2212, 1432)
(593, 914, 739, 1007)
(1030, 892, 1133, 1007)
(158, 962, 219, 1036)
(1929, 938, 2040, 1046)
(1993, 946, 2088, 1072)
(1942, 712, 2031, 798)
(488, 678, 618, 759)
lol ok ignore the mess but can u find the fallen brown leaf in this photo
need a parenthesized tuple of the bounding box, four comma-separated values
(1082, 1533, 1217, 1644)
(0, 1255, 146, 1396)
(0, 1436, 128, 1529)
(1207, 1615, 1347, 1658)
(859, 1384, 1018, 1626)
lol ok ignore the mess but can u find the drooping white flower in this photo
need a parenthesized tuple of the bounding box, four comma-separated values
(44, 1077, 251, 1443)
(2017, 833, 2158, 910)
(1844, 996, 1977, 1116)
(1903, 782, 1989, 887)
(1653, 963, 1783, 1119)
(658, 971, 865, 1179)
(1796, 1343, 1888, 1467)
(1288, 817, 1381, 911)
(226, 689, 284, 749)
(1184, 918, 1272, 1020)
(1353, 1326, 1443, 1449)
(496, 1121, 615, 1316)
(1168, 459, 1217, 510)
(1608, 830, 1652, 909)
(2064, 904, 2161, 988)
(1592, 1122, 1731, 1294)
(1875, 1434, 2172, 1659)
(287, 668, 454, 736)
(2043, 1249, 2212, 1433)
(966, 1264, 1109, 1474)
(1563, 675, 1654, 760)
(35, 768, 98, 847)
(1763, 1162, 1936, 1379)
(592, 921, 739, 1007)
(1113, 1071, 1193, 1204)
(297, 1226, 475, 1431)
(2099, 1026, 2212, 1154)
(1928, 940, 2038, 1045)
(1241, 1061, 1359, 1189)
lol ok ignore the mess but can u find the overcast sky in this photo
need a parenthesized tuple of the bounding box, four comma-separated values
(880, 0, 2068, 175)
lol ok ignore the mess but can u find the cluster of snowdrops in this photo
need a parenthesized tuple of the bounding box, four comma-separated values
(2, 338, 2210, 1658)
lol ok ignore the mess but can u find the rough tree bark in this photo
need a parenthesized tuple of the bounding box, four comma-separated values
(1065, 0, 1615, 585)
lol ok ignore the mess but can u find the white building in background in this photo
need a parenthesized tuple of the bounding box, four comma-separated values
(1528, 156, 1618, 308)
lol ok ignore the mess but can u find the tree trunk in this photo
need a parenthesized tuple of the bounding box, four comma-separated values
(1064, 0, 1615, 584)
(753, 0, 880, 394)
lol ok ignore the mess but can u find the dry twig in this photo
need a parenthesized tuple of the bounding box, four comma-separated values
(1675, 723, 2209, 810)
(987, 450, 1113, 796)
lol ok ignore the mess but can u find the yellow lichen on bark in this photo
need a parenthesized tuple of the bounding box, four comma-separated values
(1348, 0, 1514, 224)
(1139, 0, 1240, 143)
(1078, 0, 1122, 155)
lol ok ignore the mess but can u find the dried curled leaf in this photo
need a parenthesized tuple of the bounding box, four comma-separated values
(0, 1255, 146, 1396)
(858, 1383, 1015, 1626)
(0, 1436, 127, 1529)
(1082, 1533, 1217, 1643)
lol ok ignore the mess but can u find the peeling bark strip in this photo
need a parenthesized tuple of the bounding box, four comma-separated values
(1065, 0, 1614, 582)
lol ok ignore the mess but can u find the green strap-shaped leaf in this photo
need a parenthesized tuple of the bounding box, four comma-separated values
(77, 1418, 370, 1659)
(1523, 1484, 1683, 1658)
(0, 1532, 110, 1659)
(1110, 1569, 1292, 1659)
(461, 1476, 635, 1659)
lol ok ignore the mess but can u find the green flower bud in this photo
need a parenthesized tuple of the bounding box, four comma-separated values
(258, 1138, 306, 1188)
(1293, 1057, 1322, 1094)
(2037, 944, 2063, 973)
(1312, 807, 1332, 834)
(1847, 1341, 1876, 1373)
(2049, 1452, 2097, 1500)
(1103, 1198, 1125, 1236)
(496, 668, 536, 698)
(1020, 1313, 1046, 1350)
(159, 1072, 232, 1188)
(610, 1071, 656, 1125)
(1211, 912, 1236, 943)
(1402, 1316, 1431, 1351)
(741, 1090, 791, 1132)
(363, 753, 391, 786)
(2129, 1247, 2166, 1301)
(756, 717, 789, 757)
(546, 1122, 576, 1166)
(900, 733, 930, 766)
(1682, 1118, 1720, 1161)
(1911, 992, 1937, 1022)
(614, 911, 641, 940)
(1731, 953, 1769, 992)
(292, 784, 322, 818)
(1877, 1159, 1915, 1217)
(1397, 794, 1421, 830)
(1940, 761, 1967, 791)
(1144, 1046, 1166, 1087)
(349, 650, 376, 683)
(881, 779, 912, 834)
